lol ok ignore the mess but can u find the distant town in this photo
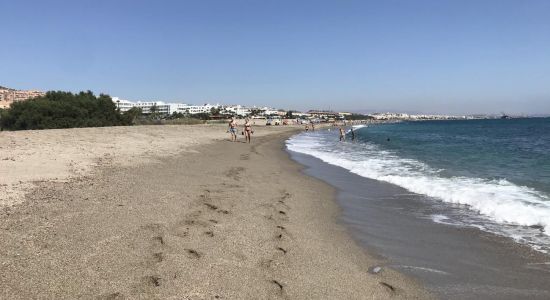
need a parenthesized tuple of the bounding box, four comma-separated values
(0, 86, 45, 109)
(0, 85, 536, 121)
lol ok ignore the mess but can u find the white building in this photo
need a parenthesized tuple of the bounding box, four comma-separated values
(133, 101, 173, 115)
(112, 97, 136, 112)
(179, 103, 219, 114)
(223, 105, 252, 117)
(112, 97, 204, 115)
(261, 107, 280, 116)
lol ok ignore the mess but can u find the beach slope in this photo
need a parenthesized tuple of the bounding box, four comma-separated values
(0, 126, 431, 299)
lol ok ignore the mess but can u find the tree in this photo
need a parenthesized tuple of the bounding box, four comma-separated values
(285, 110, 294, 118)
(210, 107, 220, 116)
(170, 111, 185, 119)
(148, 103, 161, 120)
(249, 108, 262, 116)
(0, 108, 5, 131)
(0, 91, 132, 130)
(194, 113, 210, 120)
(121, 107, 142, 125)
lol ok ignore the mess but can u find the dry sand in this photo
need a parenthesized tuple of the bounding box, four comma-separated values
(0, 123, 287, 207)
(0, 125, 432, 299)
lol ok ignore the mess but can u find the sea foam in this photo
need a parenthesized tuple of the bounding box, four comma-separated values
(287, 132, 550, 236)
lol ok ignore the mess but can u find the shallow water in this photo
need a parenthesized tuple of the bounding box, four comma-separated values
(288, 151, 550, 300)
(287, 118, 550, 252)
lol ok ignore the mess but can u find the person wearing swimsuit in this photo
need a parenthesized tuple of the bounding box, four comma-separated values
(228, 117, 238, 142)
(244, 118, 253, 143)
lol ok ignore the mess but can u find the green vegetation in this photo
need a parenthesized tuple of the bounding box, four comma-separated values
(0, 91, 137, 130)
(285, 110, 294, 118)
(132, 110, 207, 125)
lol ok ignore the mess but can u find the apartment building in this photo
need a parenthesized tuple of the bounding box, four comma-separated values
(0, 86, 45, 109)
(111, 97, 221, 115)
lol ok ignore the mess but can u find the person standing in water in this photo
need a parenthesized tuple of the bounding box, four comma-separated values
(350, 127, 355, 141)
(228, 117, 238, 142)
(339, 127, 345, 141)
(311, 121, 315, 131)
(244, 118, 253, 143)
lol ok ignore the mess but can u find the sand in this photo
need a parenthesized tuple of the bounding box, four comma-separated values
(0, 123, 288, 207)
(0, 125, 432, 299)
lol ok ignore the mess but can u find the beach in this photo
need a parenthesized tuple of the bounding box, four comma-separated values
(286, 120, 550, 299)
(0, 125, 431, 299)
(291, 152, 550, 300)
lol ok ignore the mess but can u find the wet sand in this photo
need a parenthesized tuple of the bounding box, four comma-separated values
(290, 151, 550, 300)
(0, 126, 431, 299)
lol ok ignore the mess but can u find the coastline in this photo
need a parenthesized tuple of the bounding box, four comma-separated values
(288, 149, 550, 299)
(0, 126, 431, 299)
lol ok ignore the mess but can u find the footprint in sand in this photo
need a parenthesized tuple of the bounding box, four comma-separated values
(224, 167, 246, 181)
(145, 275, 162, 287)
(276, 247, 287, 254)
(379, 281, 396, 292)
(152, 235, 164, 245)
(260, 259, 273, 269)
(98, 292, 124, 300)
(185, 248, 201, 259)
(276, 225, 294, 240)
(152, 252, 164, 263)
(204, 203, 218, 210)
(272, 280, 284, 290)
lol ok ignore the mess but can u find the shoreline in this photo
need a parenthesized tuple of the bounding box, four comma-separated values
(288, 149, 550, 299)
(0, 126, 431, 299)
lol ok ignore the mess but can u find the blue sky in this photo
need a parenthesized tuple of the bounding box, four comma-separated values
(1, 0, 549, 114)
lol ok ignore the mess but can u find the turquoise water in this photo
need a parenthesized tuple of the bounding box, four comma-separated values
(287, 118, 550, 252)
(358, 118, 550, 195)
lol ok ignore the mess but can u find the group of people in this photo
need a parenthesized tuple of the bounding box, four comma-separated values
(228, 117, 253, 143)
(339, 126, 355, 142)
(304, 121, 355, 142)
(229, 117, 357, 144)
(304, 122, 315, 131)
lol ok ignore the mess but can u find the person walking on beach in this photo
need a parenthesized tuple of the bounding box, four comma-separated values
(339, 127, 345, 141)
(228, 117, 238, 142)
(311, 122, 315, 131)
(244, 118, 253, 143)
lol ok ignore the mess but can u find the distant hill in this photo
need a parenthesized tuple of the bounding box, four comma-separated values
(0, 85, 45, 109)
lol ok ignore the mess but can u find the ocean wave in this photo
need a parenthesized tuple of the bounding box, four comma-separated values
(287, 133, 550, 236)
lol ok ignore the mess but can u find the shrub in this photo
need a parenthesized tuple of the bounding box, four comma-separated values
(0, 91, 134, 130)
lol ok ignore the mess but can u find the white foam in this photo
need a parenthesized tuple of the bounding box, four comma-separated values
(397, 265, 450, 275)
(431, 214, 452, 224)
(287, 133, 550, 237)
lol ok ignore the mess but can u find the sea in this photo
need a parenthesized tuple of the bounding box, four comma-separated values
(287, 118, 550, 253)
